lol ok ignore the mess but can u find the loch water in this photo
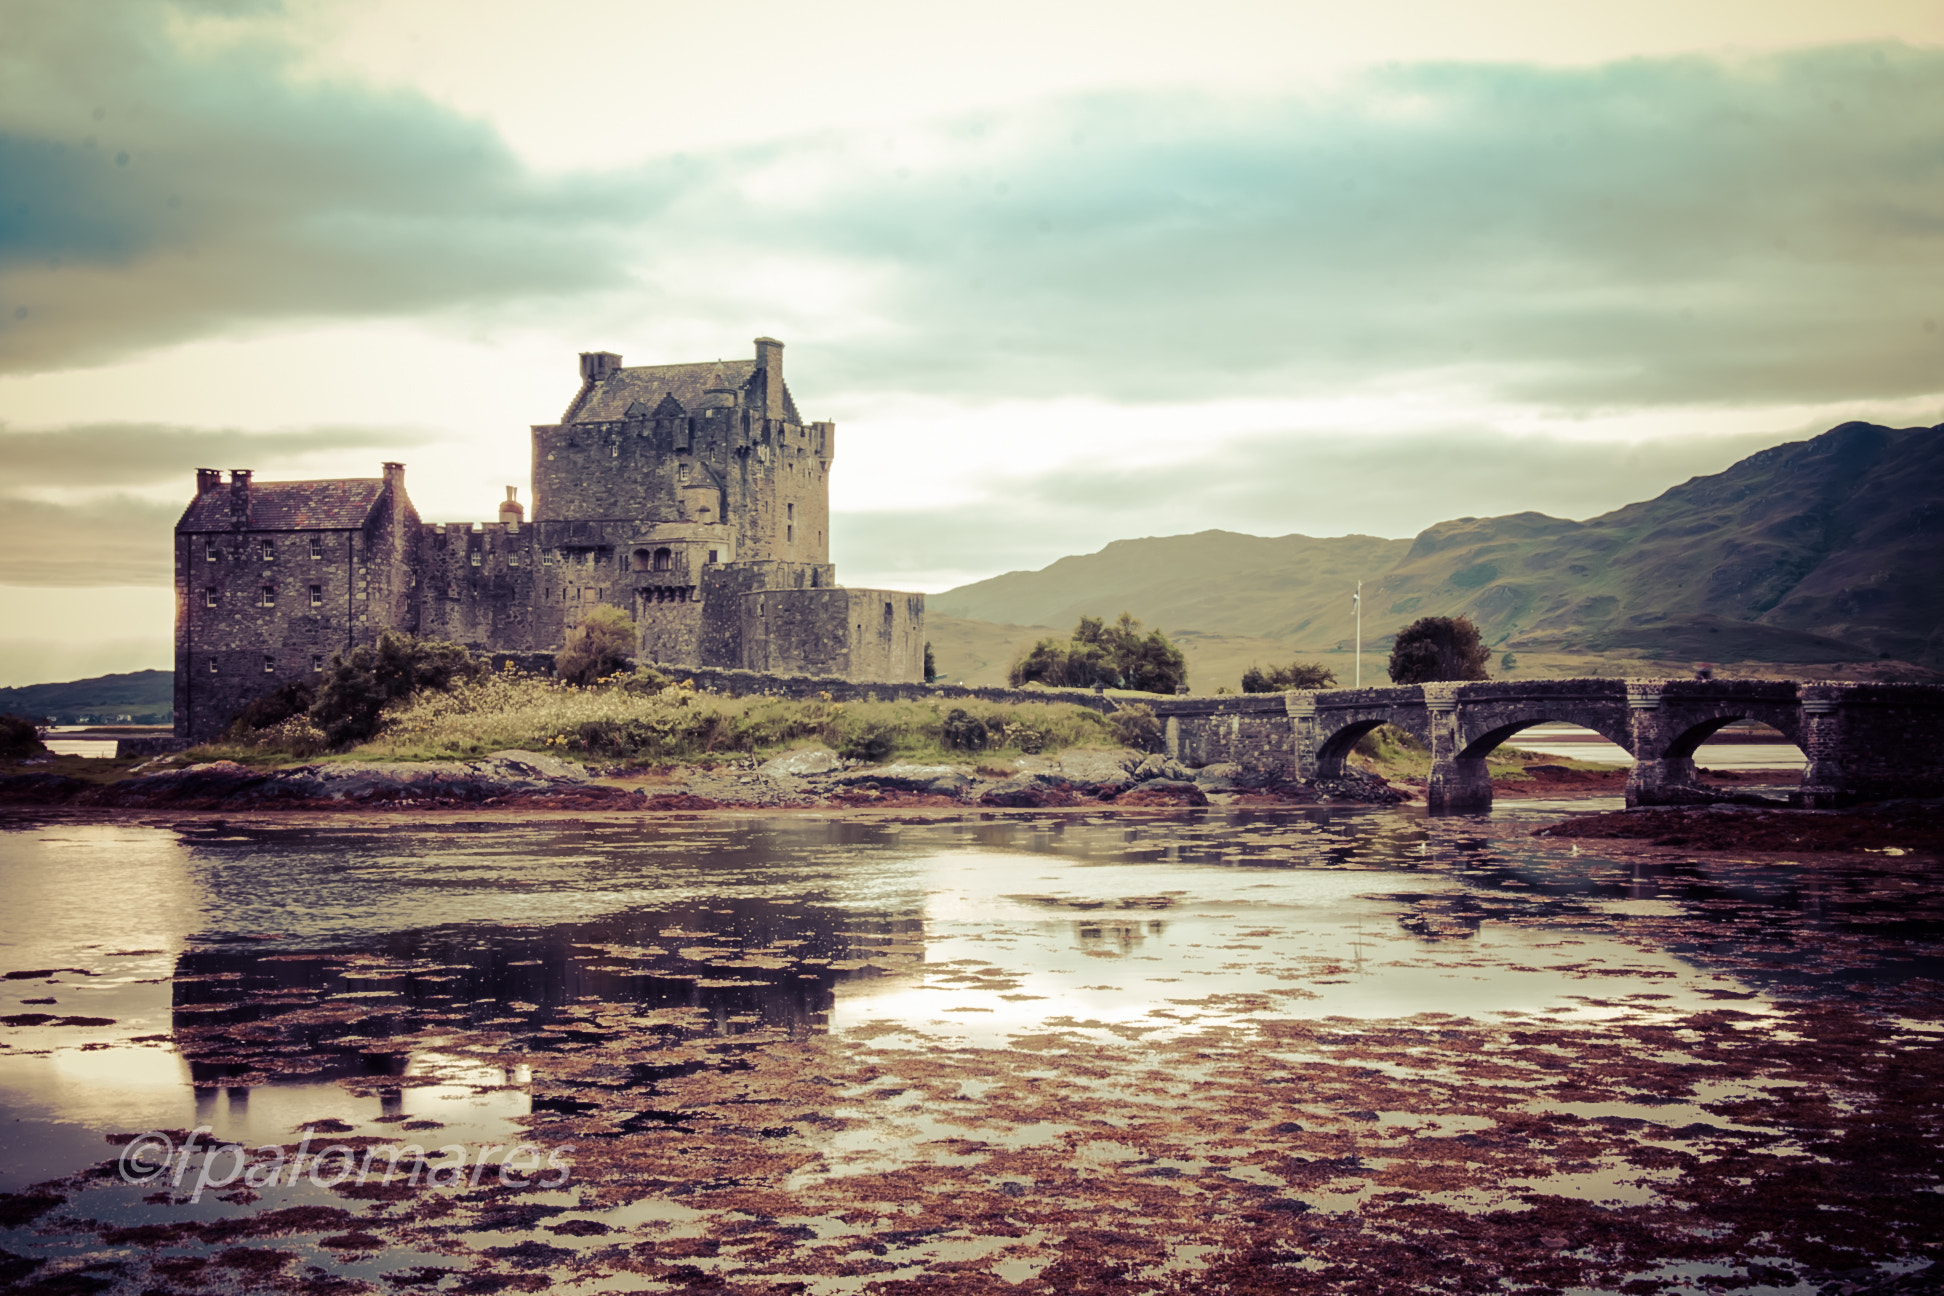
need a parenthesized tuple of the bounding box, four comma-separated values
(1, 800, 1939, 1293)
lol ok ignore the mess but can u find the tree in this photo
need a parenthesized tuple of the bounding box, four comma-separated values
(1240, 661, 1337, 693)
(310, 632, 482, 747)
(923, 641, 938, 684)
(1008, 612, 1187, 695)
(1387, 616, 1491, 685)
(556, 605, 636, 687)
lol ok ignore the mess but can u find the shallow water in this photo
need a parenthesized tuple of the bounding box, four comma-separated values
(1, 803, 1939, 1293)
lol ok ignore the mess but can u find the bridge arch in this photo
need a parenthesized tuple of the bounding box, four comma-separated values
(1659, 709, 1804, 760)
(1456, 714, 1633, 763)
(1313, 712, 1432, 780)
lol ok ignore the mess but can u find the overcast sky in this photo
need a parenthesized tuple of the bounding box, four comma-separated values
(2, 0, 1941, 685)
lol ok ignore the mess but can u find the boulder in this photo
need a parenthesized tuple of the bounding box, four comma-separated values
(1113, 779, 1209, 807)
(760, 746, 843, 777)
(1133, 754, 1193, 783)
(826, 763, 968, 793)
(979, 779, 1081, 808)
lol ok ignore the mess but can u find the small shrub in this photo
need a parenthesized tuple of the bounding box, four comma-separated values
(1241, 661, 1337, 693)
(310, 632, 483, 747)
(0, 713, 45, 759)
(227, 680, 316, 736)
(1107, 703, 1163, 754)
(837, 726, 895, 762)
(941, 708, 991, 751)
(556, 605, 635, 687)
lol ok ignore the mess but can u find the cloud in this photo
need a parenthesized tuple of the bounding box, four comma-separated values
(0, 422, 433, 487)
(833, 424, 1797, 588)
(685, 44, 1944, 410)
(0, 495, 182, 586)
(0, 0, 672, 372)
(5, 7, 1940, 422)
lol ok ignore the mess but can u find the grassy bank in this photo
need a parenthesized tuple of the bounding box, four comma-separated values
(190, 669, 1152, 768)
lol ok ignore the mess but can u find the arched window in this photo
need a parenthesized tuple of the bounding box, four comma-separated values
(632, 548, 651, 572)
(653, 547, 673, 572)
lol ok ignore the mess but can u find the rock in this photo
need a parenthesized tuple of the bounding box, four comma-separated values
(826, 763, 968, 793)
(1055, 750, 1138, 790)
(979, 779, 1080, 808)
(760, 746, 843, 777)
(1112, 779, 1208, 807)
(1192, 762, 1245, 785)
(1133, 755, 1192, 783)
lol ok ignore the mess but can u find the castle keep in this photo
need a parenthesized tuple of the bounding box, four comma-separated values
(174, 338, 925, 742)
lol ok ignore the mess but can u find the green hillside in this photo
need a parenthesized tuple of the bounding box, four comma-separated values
(0, 670, 174, 724)
(933, 422, 1944, 672)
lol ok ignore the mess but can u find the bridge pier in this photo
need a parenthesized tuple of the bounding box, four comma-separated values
(1424, 685, 1493, 813)
(1624, 683, 1706, 807)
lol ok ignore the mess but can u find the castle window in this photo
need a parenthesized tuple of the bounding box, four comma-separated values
(209, 659, 219, 674)
(633, 548, 651, 572)
(508, 552, 519, 566)
(263, 654, 275, 674)
(309, 537, 323, 559)
(205, 542, 218, 563)
(309, 584, 322, 607)
(787, 503, 794, 520)
(653, 547, 673, 572)
(786, 525, 793, 542)
(205, 588, 218, 607)
(678, 463, 690, 483)
(312, 654, 324, 672)
(470, 551, 482, 567)
(260, 540, 274, 561)
(707, 549, 718, 564)
(261, 585, 275, 607)
(884, 601, 894, 620)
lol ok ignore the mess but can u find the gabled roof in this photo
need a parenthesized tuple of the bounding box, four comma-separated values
(176, 479, 387, 533)
(569, 360, 757, 424)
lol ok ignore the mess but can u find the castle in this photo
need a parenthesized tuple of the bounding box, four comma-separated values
(172, 338, 926, 742)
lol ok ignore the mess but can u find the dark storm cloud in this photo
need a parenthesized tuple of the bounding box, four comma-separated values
(0, 0, 672, 371)
(832, 426, 1796, 585)
(0, 422, 432, 487)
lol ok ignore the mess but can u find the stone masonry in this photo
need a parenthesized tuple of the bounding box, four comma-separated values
(174, 339, 925, 742)
(1153, 679, 1944, 811)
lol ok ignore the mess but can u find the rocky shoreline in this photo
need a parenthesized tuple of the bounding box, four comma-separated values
(0, 747, 1404, 813)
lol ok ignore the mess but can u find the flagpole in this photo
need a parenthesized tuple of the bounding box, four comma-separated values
(1354, 582, 1362, 688)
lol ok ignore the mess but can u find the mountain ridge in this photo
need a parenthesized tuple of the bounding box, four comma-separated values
(931, 421, 1944, 670)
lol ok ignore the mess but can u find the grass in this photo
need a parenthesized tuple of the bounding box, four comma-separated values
(179, 669, 1144, 769)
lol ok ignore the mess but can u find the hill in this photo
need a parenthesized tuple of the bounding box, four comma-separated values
(931, 421, 1944, 679)
(0, 670, 174, 724)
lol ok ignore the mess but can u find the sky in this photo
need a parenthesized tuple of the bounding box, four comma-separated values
(2, 0, 1942, 686)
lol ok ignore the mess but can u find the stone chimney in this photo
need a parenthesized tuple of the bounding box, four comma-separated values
(499, 486, 524, 527)
(196, 468, 221, 495)
(383, 462, 405, 493)
(753, 337, 784, 419)
(228, 470, 252, 529)
(579, 351, 622, 382)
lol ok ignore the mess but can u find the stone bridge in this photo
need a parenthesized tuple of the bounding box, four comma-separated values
(1150, 679, 1944, 813)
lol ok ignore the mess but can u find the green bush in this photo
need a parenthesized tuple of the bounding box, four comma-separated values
(1107, 703, 1163, 754)
(0, 713, 45, 759)
(1240, 661, 1337, 692)
(309, 632, 483, 747)
(227, 679, 317, 736)
(556, 605, 636, 687)
(1388, 616, 1491, 685)
(1009, 613, 1186, 694)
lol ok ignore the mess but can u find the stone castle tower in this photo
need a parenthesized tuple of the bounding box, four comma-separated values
(173, 338, 925, 742)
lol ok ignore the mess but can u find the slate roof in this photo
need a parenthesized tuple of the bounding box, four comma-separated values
(176, 479, 387, 533)
(570, 360, 756, 424)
